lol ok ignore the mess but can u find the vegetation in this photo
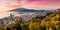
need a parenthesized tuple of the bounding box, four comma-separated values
(0, 9, 60, 30)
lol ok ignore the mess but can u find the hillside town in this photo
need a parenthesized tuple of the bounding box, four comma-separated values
(0, 12, 47, 26)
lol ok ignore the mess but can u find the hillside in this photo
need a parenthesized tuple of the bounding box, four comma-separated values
(0, 9, 60, 30)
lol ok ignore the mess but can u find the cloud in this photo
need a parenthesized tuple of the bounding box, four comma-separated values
(0, 0, 60, 10)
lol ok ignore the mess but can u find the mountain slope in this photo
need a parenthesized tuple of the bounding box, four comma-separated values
(9, 8, 48, 13)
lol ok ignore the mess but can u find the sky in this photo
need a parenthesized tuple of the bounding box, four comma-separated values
(0, 0, 60, 10)
(0, 0, 60, 18)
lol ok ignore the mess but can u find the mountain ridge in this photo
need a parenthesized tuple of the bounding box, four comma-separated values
(8, 8, 49, 13)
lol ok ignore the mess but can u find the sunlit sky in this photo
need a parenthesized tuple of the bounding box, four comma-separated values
(0, 0, 60, 18)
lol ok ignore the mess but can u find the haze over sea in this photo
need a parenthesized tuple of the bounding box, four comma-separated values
(0, 10, 13, 18)
(0, 8, 45, 19)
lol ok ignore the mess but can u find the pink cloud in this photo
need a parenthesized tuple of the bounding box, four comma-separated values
(6, 0, 60, 10)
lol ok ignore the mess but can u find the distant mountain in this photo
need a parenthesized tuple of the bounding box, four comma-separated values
(9, 8, 49, 14)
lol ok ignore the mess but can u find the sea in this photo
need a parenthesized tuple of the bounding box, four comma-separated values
(0, 8, 49, 19)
